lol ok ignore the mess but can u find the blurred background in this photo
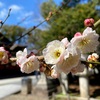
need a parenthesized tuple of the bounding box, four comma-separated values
(0, 0, 100, 100)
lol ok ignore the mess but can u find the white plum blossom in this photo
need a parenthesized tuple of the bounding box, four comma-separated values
(83, 27, 94, 35)
(43, 39, 83, 74)
(0, 47, 9, 64)
(71, 62, 85, 74)
(16, 48, 27, 65)
(16, 48, 39, 74)
(61, 37, 70, 48)
(42, 40, 65, 64)
(56, 44, 81, 74)
(20, 55, 39, 74)
(71, 27, 99, 53)
(16, 48, 27, 58)
(51, 65, 60, 78)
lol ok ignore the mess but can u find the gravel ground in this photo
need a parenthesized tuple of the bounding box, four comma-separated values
(2, 86, 49, 100)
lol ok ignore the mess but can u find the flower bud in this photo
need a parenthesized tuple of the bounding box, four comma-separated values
(89, 64, 93, 68)
(39, 66, 46, 72)
(74, 32, 82, 37)
(90, 18, 94, 24)
(84, 18, 94, 27)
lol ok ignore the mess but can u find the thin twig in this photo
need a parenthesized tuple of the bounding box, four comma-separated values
(16, 15, 32, 26)
(0, 9, 11, 29)
(13, 20, 46, 43)
(94, 19, 100, 29)
(81, 60, 100, 65)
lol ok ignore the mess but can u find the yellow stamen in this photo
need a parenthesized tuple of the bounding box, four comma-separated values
(54, 50, 61, 58)
(25, 61, 33, 70)
(0, 52, 4, 59)
(79, 38, 90, 47)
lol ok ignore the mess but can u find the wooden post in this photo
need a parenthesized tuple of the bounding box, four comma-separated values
(79, 68, 90, 99)
(21, 77, 32, 95)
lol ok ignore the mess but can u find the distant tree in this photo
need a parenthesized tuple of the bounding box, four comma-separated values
(27, 29, 43, 49)
(63, 0, 80, 7)
(38, 2, 100, 44)
(40, 0, 57, 24)
(1, 25, 26, 43)
(28, 0, 100, 50)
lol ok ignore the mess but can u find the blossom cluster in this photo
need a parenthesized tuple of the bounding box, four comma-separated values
(0, 18, 99, 79)
(42, 27, 99, 77)
(16, 48, 39, 73)
(14, 26, 99, 78)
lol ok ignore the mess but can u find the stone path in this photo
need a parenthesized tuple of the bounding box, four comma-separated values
(0, 84, 21, 99)
(0, 74, 49, 100)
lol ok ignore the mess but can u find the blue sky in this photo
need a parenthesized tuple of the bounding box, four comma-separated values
(0, 0, 62, 28)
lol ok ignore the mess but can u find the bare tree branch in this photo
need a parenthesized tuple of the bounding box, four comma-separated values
(0, 9, 11, 29)
(11, 0, 71, 44)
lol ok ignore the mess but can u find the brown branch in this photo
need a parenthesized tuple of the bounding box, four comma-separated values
(10, 1, 71, 44)
(13, 20, 46, 42)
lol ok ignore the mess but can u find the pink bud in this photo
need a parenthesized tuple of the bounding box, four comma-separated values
(39, 66, 46, 72)
(51, 69, 60, 79)
(74, 32, 82, 37)
(84, 18, 94, 27)
(90, 18, 94, 24)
